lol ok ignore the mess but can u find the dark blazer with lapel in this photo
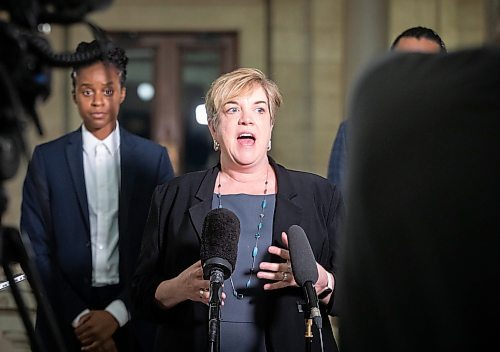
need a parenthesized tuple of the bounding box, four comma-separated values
(132, 158, 344, 352)
(21, 126, 174, 350)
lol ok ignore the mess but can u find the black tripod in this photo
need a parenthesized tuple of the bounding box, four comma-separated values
(0, 185, 67, 352)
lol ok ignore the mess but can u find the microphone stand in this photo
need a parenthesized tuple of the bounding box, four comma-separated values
(302, 282, 322, 352)
(304, 316, 313, 352)
(207, 270, 224, 352)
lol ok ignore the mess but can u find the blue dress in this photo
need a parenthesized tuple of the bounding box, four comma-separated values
(212, 193, 276, 352)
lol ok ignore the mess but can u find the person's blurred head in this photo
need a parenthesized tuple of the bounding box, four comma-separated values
(71, 40, 128, 139)
(205, 68, 282, 132)
(391, 26, 447, 53)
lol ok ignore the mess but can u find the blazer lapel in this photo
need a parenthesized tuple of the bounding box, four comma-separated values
(270, 158, 302, 247)
(187, 159, 302, 250)
(118, 127, 138, 234)
(66, 129, 90, 231)
(189, 165, 220, 242)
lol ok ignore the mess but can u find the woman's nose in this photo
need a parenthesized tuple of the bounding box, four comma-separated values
(238, 109, 253, 124)
(92, 92, 104, 106)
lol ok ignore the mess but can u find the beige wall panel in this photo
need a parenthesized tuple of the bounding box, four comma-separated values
(273, 29, 309, 62)
(390, 0, 486, 50)
(313, 0, 344, 176)
(117, 0, 261, 5)
(87, 4, 266, 69)
(271, 0, 309, 170)
(441, 0, 461, 46)
(273, 0, 308, 29)
(313, 63, 344, 176)
(271, 68, 310, 170)
(390, 0, 439, 43)
(311, 0, 345, 175)
(456, 0, 487, 46)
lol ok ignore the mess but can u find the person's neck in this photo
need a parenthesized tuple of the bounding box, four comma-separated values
(223, 168, 267, 183)
(218, 159, 272, 195)
(87, 122, 117, 141)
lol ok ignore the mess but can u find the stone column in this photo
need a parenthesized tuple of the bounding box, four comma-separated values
(344, 0, 389, 100)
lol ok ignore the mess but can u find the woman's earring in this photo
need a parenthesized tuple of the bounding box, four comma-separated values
(213, 140, 220, 151)
(267, 139, 272, 151)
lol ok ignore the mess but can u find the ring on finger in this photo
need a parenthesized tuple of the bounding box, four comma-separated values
(199, 288, 204, 298)
(282, 272, 288, 281)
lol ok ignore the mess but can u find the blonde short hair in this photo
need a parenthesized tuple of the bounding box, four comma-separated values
(205, 68, 283, 130)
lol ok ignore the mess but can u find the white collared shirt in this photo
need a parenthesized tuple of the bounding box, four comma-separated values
(76, 123, 128, 327)
(82, 123, 121, 286)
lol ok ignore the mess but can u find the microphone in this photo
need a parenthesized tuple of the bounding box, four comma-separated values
(200, 208, 241, 347)
(288, 224, 322, 329)
(200, 207, 241, 283)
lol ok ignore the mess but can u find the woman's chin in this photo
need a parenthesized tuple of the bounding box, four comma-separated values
(222, 148, 268, 167)
(234, 156, 268, 168)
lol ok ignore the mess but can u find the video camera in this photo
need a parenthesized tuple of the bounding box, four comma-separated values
(0, 0, 114, 183)
(1, 1, 113, 350)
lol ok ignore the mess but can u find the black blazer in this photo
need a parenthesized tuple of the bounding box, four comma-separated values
(132, 158, 344, 352)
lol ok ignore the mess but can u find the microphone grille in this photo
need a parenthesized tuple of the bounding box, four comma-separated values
(200, 208, 241, 270)
(288, 225, 319, 286)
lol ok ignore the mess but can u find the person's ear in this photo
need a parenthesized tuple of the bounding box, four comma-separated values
(208, 120, 217, 138)
(120, 87, 126, 104)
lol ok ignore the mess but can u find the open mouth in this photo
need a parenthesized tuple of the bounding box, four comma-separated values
(237, 133, 255, 141)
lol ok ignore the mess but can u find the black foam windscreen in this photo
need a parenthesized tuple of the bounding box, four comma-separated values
(288, 225, 319, 286)
(200, 208, 241, 272)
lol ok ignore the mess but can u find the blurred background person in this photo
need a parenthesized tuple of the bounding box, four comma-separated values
(131, 68, 343, 352)
(337, 34, 500, 352)
(20, 40, 174, 351)
(327, 26, 447, 200)
(390, 26, 447, 52)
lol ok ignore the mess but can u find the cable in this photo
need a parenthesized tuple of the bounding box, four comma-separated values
(319, 327, 324, 352)
(19, 21, 108, 67)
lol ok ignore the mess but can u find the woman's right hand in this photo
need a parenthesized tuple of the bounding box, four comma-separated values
(155, 260, 225, 308)
(177, 260, 210, 302)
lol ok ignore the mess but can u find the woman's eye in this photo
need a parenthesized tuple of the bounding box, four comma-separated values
(104, 88, 114, 96)
(227, 107, 239, 113)
(256, 107, 266, 113)
(82, 90, 93, 96)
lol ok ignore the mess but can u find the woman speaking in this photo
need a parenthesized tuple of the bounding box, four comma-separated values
(131, 68, 344, 352)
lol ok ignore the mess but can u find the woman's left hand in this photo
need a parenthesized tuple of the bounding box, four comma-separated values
(257, 232, 297, 290)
